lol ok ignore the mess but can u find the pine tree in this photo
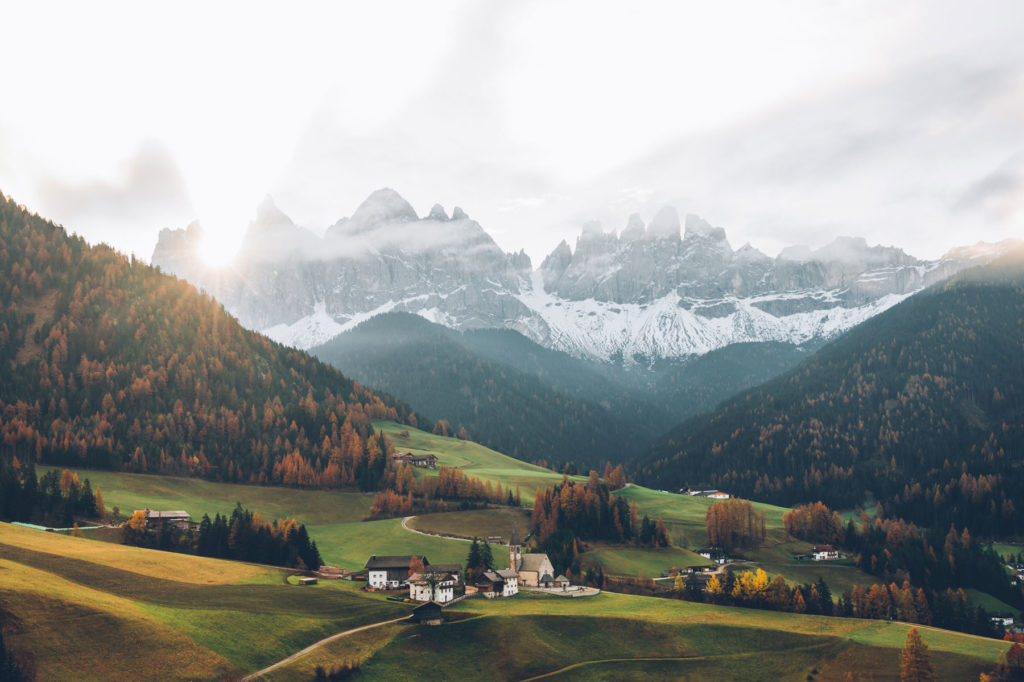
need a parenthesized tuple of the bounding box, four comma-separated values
(899, 628, 936, 682)
(466, 538, 482, 580)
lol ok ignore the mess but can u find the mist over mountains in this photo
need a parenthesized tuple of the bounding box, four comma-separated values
(153, 188, 1020, 364)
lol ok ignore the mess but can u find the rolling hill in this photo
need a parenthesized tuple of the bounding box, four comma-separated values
(0, 192, 414, 490)
(0, 522, 1010, 681)
(638, 252, 1024, 537)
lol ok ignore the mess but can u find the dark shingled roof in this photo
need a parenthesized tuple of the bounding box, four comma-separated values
(423, 564, 461, 574)
(364, 555, 428, 570)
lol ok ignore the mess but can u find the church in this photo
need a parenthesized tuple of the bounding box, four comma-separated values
(507, 525, 555, 588)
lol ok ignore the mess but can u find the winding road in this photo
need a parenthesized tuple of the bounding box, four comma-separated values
(241, 616, 408, 681)
(400, 515, 475, 542)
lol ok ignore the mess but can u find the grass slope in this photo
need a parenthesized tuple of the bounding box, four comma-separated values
(407, 507, 532, 541)
(0, 522, 409, 680)
(269, 591, 1010, 681)
(376, 421, 576, 504)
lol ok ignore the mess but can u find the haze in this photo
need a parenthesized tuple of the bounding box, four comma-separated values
(1, 0, 1022, 265)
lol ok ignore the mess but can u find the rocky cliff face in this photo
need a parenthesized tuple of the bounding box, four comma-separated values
(153, 189, 1020, 361)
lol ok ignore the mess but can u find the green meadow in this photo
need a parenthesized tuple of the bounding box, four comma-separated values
(0, 522, 409, 681)
(265, 589, 1010, 681)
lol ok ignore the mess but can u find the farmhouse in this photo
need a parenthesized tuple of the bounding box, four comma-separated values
(685, 490, 730, 499)
(135, 509, 192, 530)
(473, 568, 519, 598)
(409, 454, 438, 468)
(811, 545, 840, 561)
(298, 577, 317, 586)
(408, 564, 462, 604)
(698, 546, 728, 564)
(364, 555, 428, 589)
(390, 452, 437, 468)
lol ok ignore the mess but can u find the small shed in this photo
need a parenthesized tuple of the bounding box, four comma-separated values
(298, 577, 318, 586)
(411, 601, 443, 626)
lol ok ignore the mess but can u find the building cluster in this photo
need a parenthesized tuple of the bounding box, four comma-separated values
(362, 528, 570, 606)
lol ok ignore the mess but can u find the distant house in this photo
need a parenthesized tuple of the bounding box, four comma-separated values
(298, 577, 318, 586)
(992, 615, 1015, 628)
(497, 568, 519, 597)
(391, 452, 437, 468)
(685, 490, 730, 499)
(136, 509, 192, 530)
(408, 564, 462, 604)
(410, 454, 438, 468)
(552, 574, 570, 589)
(811, 545, 840, 561)
(473, 571, 504, 598)
(698, 547, 727, 564)
(411, 601, 443, 626)
(364, 555, 428, 589)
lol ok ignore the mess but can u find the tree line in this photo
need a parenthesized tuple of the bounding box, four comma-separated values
(530, 473, 669, 577)
(0, 461, 104, 528)
(121, 502, 321, 570)
(367, 464, 521, 519)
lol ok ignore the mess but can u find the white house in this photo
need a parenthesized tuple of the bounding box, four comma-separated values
(364, 555, 426, 589)
(811, 545, 840, 561)
(497, 568, 519, 597)
(407, 564, 462, 604)
(698, 547, 727, 565)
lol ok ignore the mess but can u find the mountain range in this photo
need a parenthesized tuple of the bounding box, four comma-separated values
(153, 188, 1020, 364)
(637, 250, 1024, 537)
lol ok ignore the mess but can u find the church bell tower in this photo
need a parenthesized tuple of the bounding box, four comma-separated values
(509, 522, 522, 572)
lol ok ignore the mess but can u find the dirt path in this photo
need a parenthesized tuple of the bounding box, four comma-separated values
(241, 616, 408, 681)
(400, 515, 474, 543)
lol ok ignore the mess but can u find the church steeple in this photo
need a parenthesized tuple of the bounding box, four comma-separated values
(509, 522, 522, 572)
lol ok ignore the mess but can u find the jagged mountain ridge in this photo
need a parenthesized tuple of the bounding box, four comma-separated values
(152, 188, 1021, 362)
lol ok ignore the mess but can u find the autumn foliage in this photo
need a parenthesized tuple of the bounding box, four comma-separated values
(0, 193, 417, 490)
(704, 498, 766, 550)
(783, 501, 844, 544)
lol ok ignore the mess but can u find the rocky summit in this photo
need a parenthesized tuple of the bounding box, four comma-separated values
(152, 189, 1020, 362)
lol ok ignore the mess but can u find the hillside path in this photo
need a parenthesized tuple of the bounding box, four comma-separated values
(240, 616, 408, 681)
(400, 515, 474, 543)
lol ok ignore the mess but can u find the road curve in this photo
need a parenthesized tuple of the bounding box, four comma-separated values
(241, 616, 408, 681)
(400, 515, 474, 543)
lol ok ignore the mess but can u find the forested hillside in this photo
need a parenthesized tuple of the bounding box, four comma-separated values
(311, 313, 671, 469)
(639, 254, 1024, 537)
(0, 193, 416, 489)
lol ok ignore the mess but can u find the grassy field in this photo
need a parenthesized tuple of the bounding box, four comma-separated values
(264, 590, 1011, 681)
(38, 465, 374, 526)
(3, 521, 1011, 681)
(376, 421, 578, 504)
(581, 544, 713, 578)
(613, 485, 791, 549)
(0, 522, 409, 680)
(310, 517, 503, 570)
(407, 507, 531, 541)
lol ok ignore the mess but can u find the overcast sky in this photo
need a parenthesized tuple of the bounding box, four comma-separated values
(1, 1, 1022, 265)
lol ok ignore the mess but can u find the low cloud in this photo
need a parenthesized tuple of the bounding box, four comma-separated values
(34, 142, 194, 258)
